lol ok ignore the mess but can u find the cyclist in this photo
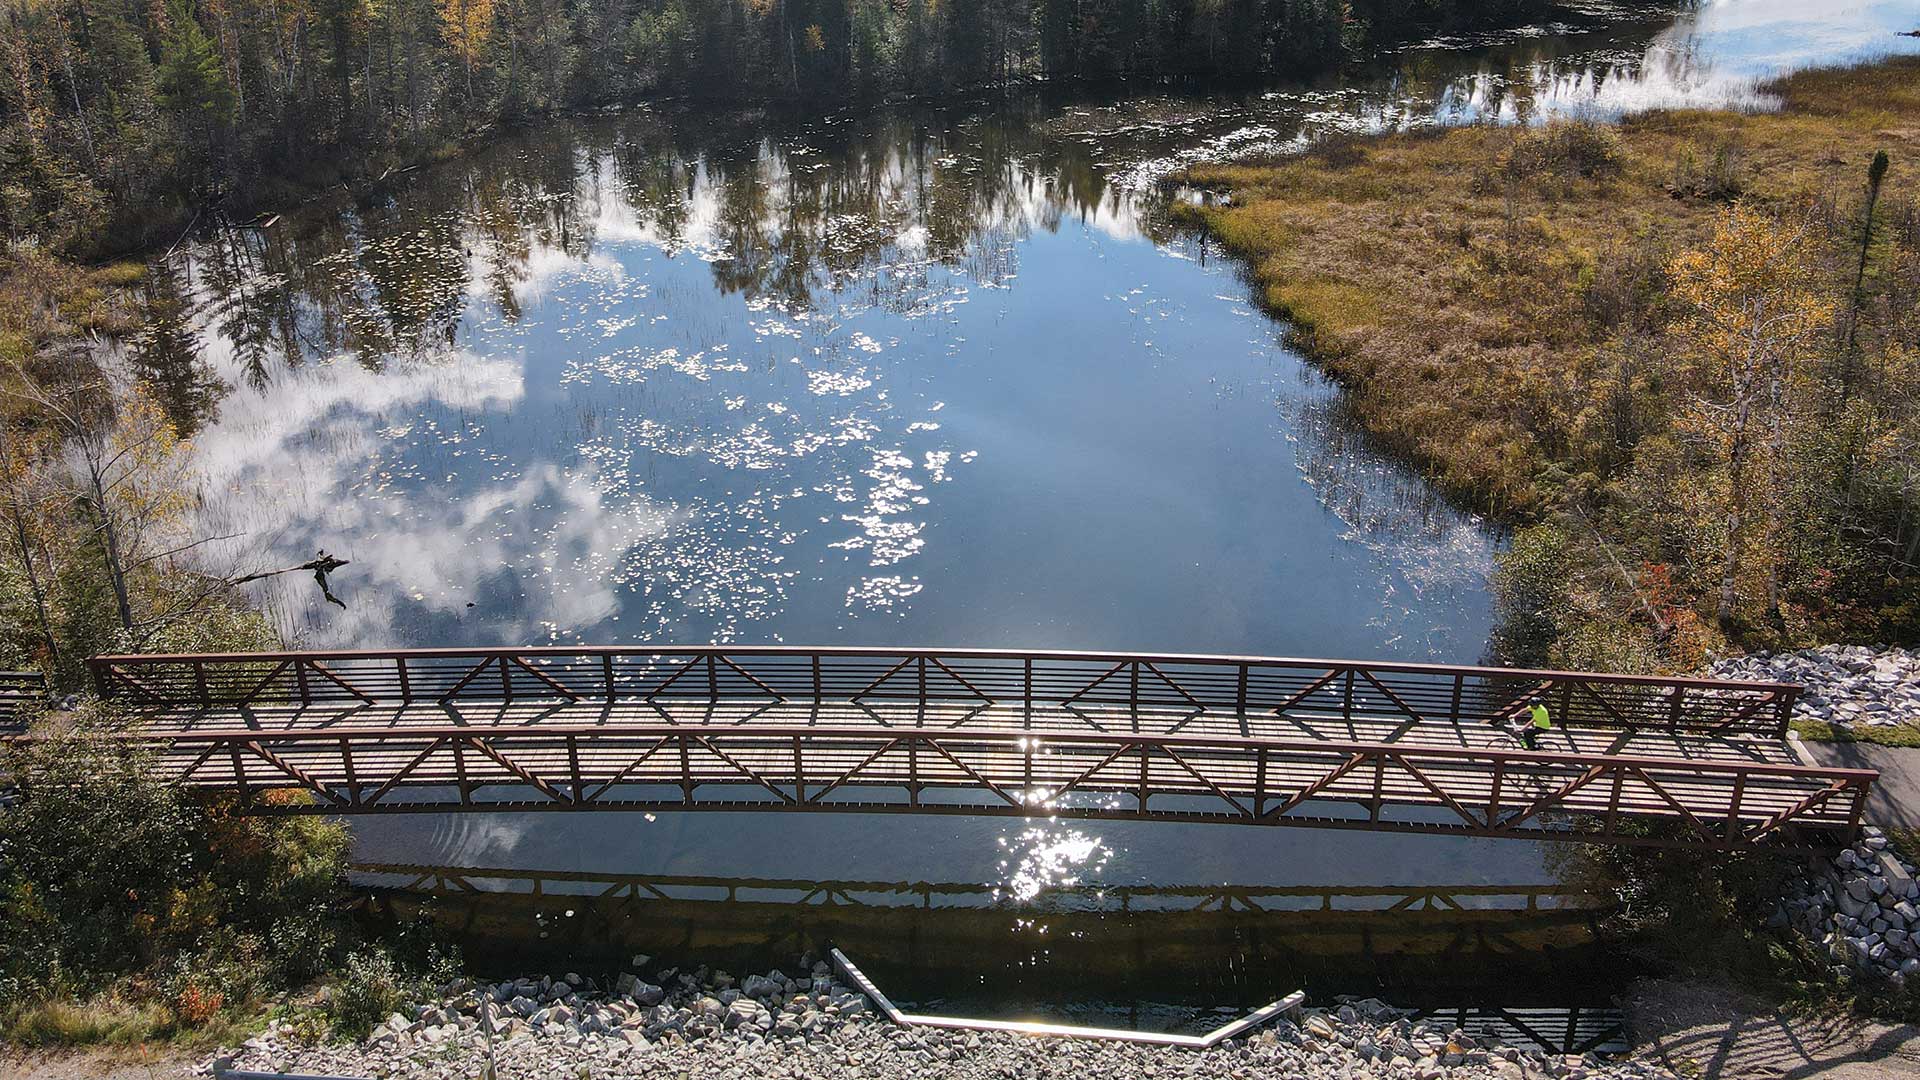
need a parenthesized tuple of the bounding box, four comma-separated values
(1519, 701, 1552, 750)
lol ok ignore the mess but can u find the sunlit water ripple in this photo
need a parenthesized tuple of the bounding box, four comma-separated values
(132, 0, 1920, 1029)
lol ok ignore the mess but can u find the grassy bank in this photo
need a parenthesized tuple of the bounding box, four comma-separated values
(1181, 58, 1920, 669)
(1793, 717, 1920, 748)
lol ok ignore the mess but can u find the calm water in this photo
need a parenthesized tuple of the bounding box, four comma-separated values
(148, 0, 1920, 1029)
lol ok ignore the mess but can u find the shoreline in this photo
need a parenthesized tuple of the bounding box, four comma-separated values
(207, 956, 1672, 1080)
(1178, 55, 1920, 522)
(1178, 55, 1920, 664)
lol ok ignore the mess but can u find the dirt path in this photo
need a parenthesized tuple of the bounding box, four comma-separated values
(1628, 980, 1920, 1079)
(0, 1045, 201, 1080)
(1799, 740, 1920, 832)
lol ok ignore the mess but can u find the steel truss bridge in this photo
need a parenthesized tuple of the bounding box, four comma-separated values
(72, 646, 1877, 851)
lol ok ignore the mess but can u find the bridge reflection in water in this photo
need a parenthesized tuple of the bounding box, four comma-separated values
(349, 859, 1627, 1051)
(87, 647, 1873, 851)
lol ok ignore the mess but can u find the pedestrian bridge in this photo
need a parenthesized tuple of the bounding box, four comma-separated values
(76, 646, 1876, 851)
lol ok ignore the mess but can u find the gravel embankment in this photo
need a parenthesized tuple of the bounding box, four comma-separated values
(1706, 645, 1919, 730)
(212, 958, 1675, 1080)
(1778, 824, 1920, 984)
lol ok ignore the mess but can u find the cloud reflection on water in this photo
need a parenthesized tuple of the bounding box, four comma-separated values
(150, 0, 1920, 654)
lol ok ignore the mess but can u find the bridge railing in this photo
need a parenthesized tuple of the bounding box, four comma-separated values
(89, 646, 1799, 738)
(0, 669, 46, 731)
(66, 719, 1872, 848)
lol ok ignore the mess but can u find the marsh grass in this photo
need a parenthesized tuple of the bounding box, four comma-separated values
(1182, 57, 1920, 515)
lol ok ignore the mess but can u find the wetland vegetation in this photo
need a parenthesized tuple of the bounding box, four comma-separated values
(1187, 59, 1920, 672)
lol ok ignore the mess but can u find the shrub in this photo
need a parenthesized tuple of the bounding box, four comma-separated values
(321, 919, 461, 1040)
(1489, 524, 1573, 667)
(325, 949, 411, 1040)
(1505, 121, 1623, 182)
(1666, 140, 1747, 200)
(172, 982, 224, 1026)
(0, 718, 200, 989)
(0, 706, 350, 1015)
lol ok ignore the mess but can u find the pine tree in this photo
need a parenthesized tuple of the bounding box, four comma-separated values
(155, 0, 235, 127)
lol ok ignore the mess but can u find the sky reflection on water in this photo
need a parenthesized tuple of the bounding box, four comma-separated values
(179, 113, 1497, 658)
(168, 0, 1920, 662)
(159, 2, 1920, 946)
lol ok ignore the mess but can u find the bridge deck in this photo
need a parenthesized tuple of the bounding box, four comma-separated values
(132, 698, 1806, 763)
(76, 647, 1876, 850)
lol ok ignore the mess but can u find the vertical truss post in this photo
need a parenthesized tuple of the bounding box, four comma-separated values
(453, 738, 471, 806)
(229, 743, 252, 807)
(340, 738, 359, 806)
(1023, 658, 1033, 728)
(679, 734, 693, 805)
(907, 737, 920, 808)
(1604, 768, 1625, 837)
(567, 734, 583, 804)
(1722, 772, 1747, 847)
(793, 736, 806, 803)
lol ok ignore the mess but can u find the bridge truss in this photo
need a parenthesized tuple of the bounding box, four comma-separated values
(71, 646, 1873, 851)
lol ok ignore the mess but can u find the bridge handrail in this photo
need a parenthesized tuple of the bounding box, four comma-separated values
(61, 720, 1875, 783)
(86, 646, 1800, 738)
(66, 718, 1874, 845)
(89, 644, 1790, 690)
(0, 669, 45, 730)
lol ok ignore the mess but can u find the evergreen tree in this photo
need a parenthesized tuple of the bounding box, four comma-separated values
(155, 0, 235, 127)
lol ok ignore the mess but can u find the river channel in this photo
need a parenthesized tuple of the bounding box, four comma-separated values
(146, 0, 1920, 1038)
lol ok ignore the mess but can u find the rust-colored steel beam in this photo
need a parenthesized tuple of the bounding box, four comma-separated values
(44, 718, 1874, 851)
(87, 645, 1802, 737)
(57, 646, 1862, 851)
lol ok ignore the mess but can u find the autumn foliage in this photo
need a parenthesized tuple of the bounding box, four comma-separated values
(1189, 60, 1920, 666)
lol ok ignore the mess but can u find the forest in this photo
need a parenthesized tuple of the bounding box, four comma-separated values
(0, 0, 1541, 255)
